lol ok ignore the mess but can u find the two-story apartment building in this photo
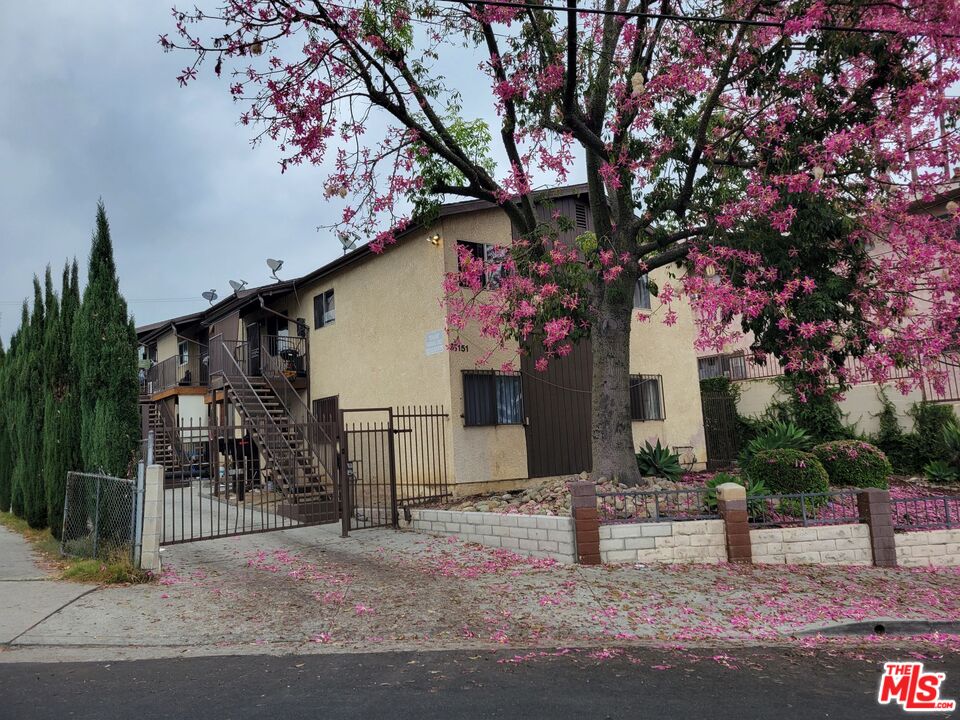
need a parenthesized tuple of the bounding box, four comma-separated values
(138, 185, 707, 504)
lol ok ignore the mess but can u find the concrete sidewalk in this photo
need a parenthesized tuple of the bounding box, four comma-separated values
(2, 521, 959, 663)
(0, 526, 97, 645)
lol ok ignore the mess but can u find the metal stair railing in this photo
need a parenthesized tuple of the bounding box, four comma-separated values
(217, 341, 315, 502)
(258, 337, 339, 487)
(156, 401, 189, 467)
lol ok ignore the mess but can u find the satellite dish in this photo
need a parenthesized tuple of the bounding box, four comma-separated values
(266, 258, 284, 281)
(338, 232, 357, 255)
(201, 289, 218, 305)
(228, 279, 248, 294)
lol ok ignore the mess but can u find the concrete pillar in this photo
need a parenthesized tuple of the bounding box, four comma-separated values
(857, 488, 897, 567)
(139, 464, 164, 573)
(717, 482, 752, 563)
(568, 481, 600, 565)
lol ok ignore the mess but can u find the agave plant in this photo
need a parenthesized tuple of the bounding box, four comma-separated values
(738, 420, 812, 466)
(924, 459, 958, 484)
(636, 439, 683, 480)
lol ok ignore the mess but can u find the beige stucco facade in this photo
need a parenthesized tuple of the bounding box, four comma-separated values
(141, 197, 709, 492)
(630, 265, 707, 469)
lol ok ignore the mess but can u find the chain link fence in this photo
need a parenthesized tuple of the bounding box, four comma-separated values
(61, 471, 144, 563)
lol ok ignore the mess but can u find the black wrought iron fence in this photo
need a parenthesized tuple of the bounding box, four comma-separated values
(597, 488, 718, 524)
(748, 490, 863, 528)
(892, 495, 960, 531)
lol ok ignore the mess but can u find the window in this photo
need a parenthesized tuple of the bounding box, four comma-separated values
(313, 289, 335, 328)
(633, 274, 651, 310)
(458, 241, 505, 289)
(178, 341, 189, 366)
(630, 374, 664, 421)
(698, 353, 747, 381)
(463, 370, 523, 426)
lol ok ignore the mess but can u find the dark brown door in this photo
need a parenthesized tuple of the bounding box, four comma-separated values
(520, 342, 593, 478)
(246, 322, 261, 376)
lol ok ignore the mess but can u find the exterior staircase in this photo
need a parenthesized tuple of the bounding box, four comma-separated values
(219, 347, 337, 521)
(142, 401, 190, 486)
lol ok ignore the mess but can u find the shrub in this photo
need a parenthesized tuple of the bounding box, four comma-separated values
(812, 440, 892, 489)
(745, 449, 829, 495)
(909, 402, 957, 467)
(738, 420, 812, 466)
(635, 440, 682, 480)
(924, 460, 958, 484)
(703, 472, 769, 517)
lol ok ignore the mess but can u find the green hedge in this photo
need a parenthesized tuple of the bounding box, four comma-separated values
(745, 449, 830, 495)
(813, 440, 892, 489)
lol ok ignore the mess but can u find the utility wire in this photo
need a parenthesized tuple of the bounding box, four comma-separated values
(446, 0, 960, 39)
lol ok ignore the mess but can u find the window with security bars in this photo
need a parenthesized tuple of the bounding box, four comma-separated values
(629, 374, 664, 421)
(462, 370, 523, 426)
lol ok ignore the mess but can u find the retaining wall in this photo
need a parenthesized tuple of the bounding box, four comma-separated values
(598, 520, 727, 564)
(409, 509, 576, 564)
(750, 524, 872, 565)
(894, 528, 960, 567)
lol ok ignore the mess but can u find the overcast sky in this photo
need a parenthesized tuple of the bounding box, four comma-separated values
(0, 3, 398, 342)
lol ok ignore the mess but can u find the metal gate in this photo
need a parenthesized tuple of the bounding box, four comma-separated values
(160, 419, 341, 545)
(341, 405, 451, 531)
(700, 391, 741, 469)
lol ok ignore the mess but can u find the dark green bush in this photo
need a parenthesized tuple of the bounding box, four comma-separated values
(745, 449, 830, 495)
(909, 402, 957, 467)
(812, 440, 892, 489)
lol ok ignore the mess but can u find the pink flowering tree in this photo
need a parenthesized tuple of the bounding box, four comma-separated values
(165, 0, 960, 484)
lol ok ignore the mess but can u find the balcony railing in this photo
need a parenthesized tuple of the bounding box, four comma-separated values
(141, 351, 207, 396)
(699, 350, 960, 401)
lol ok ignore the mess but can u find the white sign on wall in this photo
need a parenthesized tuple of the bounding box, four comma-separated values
(425, 330, 445, 357)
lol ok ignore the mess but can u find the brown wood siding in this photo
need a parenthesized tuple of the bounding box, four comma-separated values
(520, 341, 593, 478)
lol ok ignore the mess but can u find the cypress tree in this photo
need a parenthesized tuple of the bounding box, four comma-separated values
(73, 202, 140, 477)
(19, 277, 47, 527)
(42, 263, 81, 536)
(46, 261, 83, 536)
(10, 302, 29, 518)
(0, 336, 10, 513)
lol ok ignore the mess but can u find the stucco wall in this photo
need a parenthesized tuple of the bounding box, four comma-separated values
(409, 508, 576, 563)
(735, 378, 960, 436)
(291, 231, 452, 412)
(156, 331, 178, 364)
(630, 266, 707, 469)
(598, 519, 727, 563)
(177, 395, 208, 444)
(895, 529, 960, 567)
(440, 208, 530, 486)
(749, 524, 872, 565)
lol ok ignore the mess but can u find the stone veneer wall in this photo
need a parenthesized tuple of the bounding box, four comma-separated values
(895, 529, 960, 567)
(749, 524, 872, 565)
(409, 509, 576, 564)
(598, 520, 727, 564)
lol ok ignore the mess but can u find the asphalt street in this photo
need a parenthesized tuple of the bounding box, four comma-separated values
(2, 647, 958, 719)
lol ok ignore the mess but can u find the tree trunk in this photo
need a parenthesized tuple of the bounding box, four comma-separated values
(590, 283, 643, 486)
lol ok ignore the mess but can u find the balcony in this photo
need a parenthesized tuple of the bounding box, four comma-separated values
(207, 334, 308, 391)
(140, 353, 209, 398)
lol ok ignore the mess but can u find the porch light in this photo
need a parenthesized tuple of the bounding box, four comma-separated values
(428, 234, 442, 246)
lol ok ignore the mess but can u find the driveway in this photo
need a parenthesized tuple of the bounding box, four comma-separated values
(3, 521, 960, 663)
